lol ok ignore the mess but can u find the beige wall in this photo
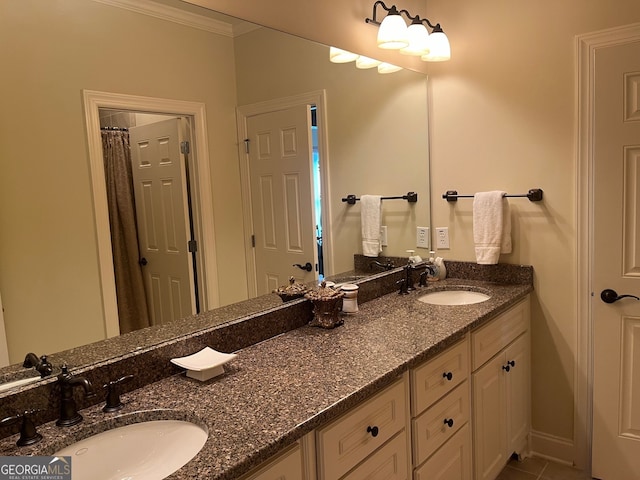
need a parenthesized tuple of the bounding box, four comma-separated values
(192, 0, 640, 463)
(233, 27, 430, 273)
(0, 0, 245, 362)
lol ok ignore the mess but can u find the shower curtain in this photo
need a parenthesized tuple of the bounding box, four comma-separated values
(101, 130, 151, 333)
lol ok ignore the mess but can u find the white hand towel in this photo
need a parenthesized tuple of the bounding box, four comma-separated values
(361, 195, 382, 257)
(473, 191, 511, 264)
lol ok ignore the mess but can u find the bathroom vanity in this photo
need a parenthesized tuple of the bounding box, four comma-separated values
(0, 263, 532, 480)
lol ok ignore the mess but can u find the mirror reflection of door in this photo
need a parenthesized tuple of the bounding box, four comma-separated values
(246, 104, 319, 295)
(101, 112, 198, 333)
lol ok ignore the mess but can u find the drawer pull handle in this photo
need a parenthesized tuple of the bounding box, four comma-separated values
(366, 425, 379, 437)
(502, 360, 516, 372)
(443, 371, 453, 381)
(444, 418, 454, 428)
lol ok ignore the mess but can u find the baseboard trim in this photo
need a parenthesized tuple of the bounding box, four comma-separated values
(530, 430, 574, 466)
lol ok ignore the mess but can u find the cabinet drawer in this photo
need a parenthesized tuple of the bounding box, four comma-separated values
(471, 297, 529, 370)
(412, 381, 470, 466)
(241, 443, 303, 480)
(317, 377, 407, 480)
(414, 423, 472, 480)
(342, 431, 408, 480)
(411, 338, 469, 416)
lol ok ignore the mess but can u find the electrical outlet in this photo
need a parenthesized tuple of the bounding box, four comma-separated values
(416, 226, 429, 249)
(380, 226, 388, 246)
(436, 227, 450, 249)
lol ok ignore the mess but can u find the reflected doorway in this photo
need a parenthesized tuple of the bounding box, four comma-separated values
(100, 111, 200, 333)
(237, 91, 331, 298)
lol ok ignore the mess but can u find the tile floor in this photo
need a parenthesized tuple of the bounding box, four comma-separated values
(497, 456, 592, 480)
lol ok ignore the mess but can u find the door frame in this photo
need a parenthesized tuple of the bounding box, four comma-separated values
(236, 90, 333, 298)
(575, 22, 640, 472)
(83, 90, 220, 338)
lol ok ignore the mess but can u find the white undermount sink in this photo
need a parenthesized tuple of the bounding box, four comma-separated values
(418, 289, 491, 305)
(54, 419, 208, 480)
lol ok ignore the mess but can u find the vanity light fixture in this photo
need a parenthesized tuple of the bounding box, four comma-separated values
(356, 55, 382, 69)
(377, 62, 403, 74)
(365, 0, 451, 61)
(328, 47, 402, 73)
(329, 46, 359, 63)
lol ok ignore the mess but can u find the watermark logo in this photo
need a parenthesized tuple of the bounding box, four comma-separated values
(0, 456, 71, 480)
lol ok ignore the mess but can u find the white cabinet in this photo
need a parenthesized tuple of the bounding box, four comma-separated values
(410, 338, 472, 480)
(414, 424, 472, 480)
(316, 376, 409, 480)
(471, 297, 530, 480)
(239, 442, 306, 480)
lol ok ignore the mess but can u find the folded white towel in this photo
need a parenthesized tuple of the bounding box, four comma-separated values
(473, 191, 511, 264)
(361, 195, 382, 257)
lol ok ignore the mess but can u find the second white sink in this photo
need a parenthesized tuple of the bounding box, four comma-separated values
(54, 419, 208, 479)
(418, 289, 490, 305)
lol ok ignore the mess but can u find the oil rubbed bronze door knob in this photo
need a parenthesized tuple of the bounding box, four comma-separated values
(293, 262, 313, 272)
(600, 289, 639, 304)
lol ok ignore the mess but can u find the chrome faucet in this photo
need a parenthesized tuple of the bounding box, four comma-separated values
(56, 365, 94, 427)
(23, 352, 53, 378)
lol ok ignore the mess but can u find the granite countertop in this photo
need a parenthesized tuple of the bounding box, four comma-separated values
(1, 277, 531, 479)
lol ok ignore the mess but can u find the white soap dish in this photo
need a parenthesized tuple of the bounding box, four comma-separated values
(170, 347, 237, 381)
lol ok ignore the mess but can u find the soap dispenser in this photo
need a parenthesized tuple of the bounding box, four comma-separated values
(427, 251, 440, 281)
(434, 255, 447, 280)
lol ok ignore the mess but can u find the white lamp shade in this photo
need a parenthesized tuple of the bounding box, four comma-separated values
(421, 31, 451, 61)
(329, 47, 359, 63)
(400, 22, 430, 56)
(377, 14, 408, 49)
(356, 56, 382, 69)
(378, 62, 403, 74)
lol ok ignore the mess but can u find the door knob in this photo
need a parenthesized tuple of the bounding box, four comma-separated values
(600, 289, 639, 304)
(293, 262, 313, 272)
(139, 257, 148, 266)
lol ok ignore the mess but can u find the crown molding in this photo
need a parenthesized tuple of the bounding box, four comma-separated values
(91, 0, 234, 36)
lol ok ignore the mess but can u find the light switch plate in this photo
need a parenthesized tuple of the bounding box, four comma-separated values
(380, 226, 388, 246)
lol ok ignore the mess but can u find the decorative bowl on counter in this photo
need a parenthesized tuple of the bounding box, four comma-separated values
(305, 281, 345, 329)
(273, 276, 309, 302)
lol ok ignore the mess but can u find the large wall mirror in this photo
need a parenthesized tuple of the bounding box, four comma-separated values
(0, 0, 430, 383)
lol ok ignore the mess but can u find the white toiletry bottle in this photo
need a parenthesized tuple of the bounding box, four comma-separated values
(428, 251, 440, 280)
(435, 255, 446, 280)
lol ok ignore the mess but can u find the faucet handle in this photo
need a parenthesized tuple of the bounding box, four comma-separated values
(0, 409, 43, 446)
(103, 374, 134, 413)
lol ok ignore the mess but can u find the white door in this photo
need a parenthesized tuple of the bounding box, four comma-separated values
(129, 118, 196, 325)
(246, 105, 317, 295)
(592, 40, 640, 479)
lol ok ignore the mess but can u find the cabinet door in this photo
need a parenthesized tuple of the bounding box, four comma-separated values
(341, 431, 408, 480)
(472, 353, 507, 480)
(505, 332, 530, 454)
(414, 423, 472, 480)
(317, 378, 407, 480)
(242, 443, 304, 480)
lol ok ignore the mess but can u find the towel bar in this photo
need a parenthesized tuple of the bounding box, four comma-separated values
(442, 188, 543, 203)
(342, 192, 418, 205)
